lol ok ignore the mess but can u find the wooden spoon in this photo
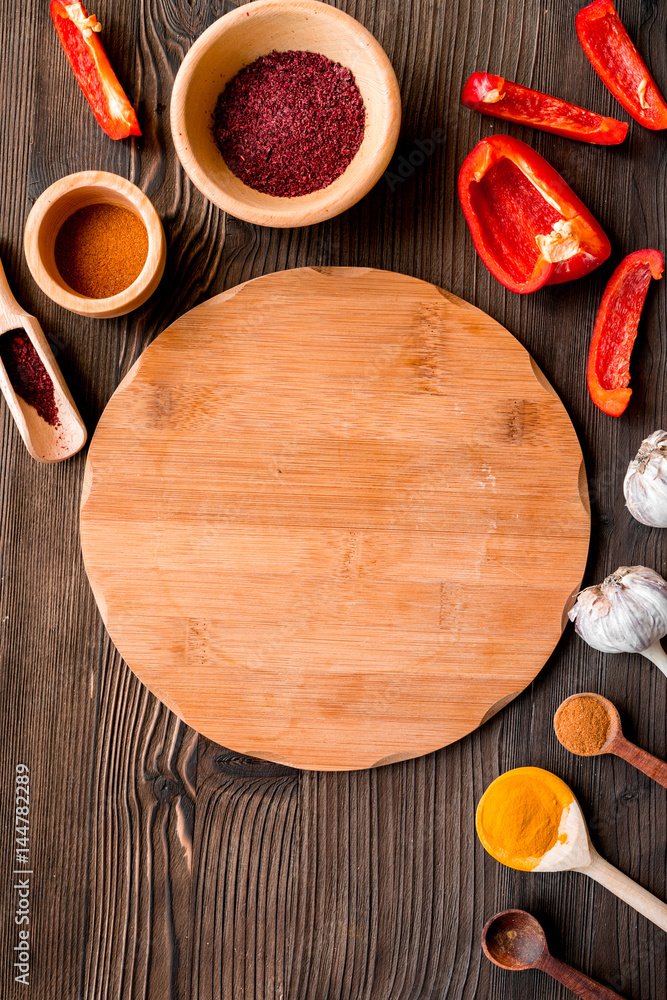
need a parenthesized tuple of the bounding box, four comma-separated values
(482, 909, 625, 999)
(555, 692, 667, 789)
(0, 257, 86, 462)
(532, 786, 667, 931)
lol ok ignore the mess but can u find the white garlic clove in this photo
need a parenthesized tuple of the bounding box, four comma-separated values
(623, 430, 667, 527)
(568, 566, 667, 671)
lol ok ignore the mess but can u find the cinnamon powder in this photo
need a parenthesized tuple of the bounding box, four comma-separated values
(554, 695, 610, 755)
(54, 203, 148, 299)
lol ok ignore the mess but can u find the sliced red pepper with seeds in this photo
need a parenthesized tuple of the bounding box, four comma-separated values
(586, 249, 664, 416)
(50, 1, 141, 140)
(576, 0, 667, 130)
(457, 135, 611, 294)
(461, 72, 628, 144)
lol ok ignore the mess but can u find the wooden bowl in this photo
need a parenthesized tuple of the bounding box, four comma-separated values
(24, 171, 166, 319)
(170, 0, 401, 228)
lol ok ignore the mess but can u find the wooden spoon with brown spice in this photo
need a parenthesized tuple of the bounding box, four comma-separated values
(554, 692, 667, 789)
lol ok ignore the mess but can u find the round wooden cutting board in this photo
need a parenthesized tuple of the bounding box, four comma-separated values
(80, 267, 590, 771)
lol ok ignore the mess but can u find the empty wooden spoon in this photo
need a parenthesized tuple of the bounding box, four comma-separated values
(0, 256, 86, 462)
(482, 909, 626, 999)
(555, 692, 667, 789)
(477, 767, 667, 931)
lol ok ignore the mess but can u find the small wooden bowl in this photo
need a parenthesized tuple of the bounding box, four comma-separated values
(24, 171, 166, 319)
(170, 0, 401, 228)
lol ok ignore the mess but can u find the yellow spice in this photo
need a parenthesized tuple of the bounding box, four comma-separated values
(476, 766, 573, 871)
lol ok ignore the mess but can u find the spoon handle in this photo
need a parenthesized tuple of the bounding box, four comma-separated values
(582, 852, 667, 932)
(613, 734, 667, 789)
(538, 953, 626, 999)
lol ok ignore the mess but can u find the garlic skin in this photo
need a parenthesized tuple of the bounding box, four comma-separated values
(624, 430, 667, 527)
(568, 565, 667, 676)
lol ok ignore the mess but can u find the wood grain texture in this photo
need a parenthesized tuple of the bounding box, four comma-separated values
(79, 266, 589, 769)
(0, 0, 666, 998)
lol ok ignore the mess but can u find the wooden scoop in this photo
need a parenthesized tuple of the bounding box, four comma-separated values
(482, 909, 625, 999)
(555, 692, 667, 789)
(0, 257, 86, 462)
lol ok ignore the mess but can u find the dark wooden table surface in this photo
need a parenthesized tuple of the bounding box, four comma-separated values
(2, 1, 667, 997)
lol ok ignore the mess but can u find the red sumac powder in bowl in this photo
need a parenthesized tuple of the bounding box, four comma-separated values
(212, 50, 366, 197)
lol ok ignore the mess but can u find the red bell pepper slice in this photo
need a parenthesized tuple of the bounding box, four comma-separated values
(586, 249, 664, 416)
(457, 135, 611, 294)
(50, 1, 141, 140)
(576, 0, 667, 130)
(461, 72, 628, 145)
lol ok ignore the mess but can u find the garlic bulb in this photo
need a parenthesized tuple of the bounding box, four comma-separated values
(568, 565, 667, 677)
(624, 430, 667, 527)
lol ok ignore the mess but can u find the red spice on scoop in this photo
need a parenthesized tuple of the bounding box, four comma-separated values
(0, 330, 60, 427)
(212, 50, 366, 197)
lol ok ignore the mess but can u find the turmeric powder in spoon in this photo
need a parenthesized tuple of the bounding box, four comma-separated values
(477, 767, 667, 930)
(476, 767, 574, 871)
